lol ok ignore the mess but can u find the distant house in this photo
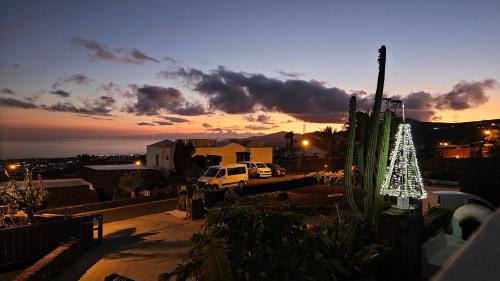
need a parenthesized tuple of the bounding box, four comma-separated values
(146, 138, 273, 170)
(0, 178, 98, 208)
(82, 164, 160, 199)
(437, 144, 492, 158)
(192, 140, 273, 166)
(146, 139, 175, 173)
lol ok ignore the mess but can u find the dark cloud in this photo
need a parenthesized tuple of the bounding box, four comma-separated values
(1, 88, 15, 95)
(395, 91, 436, 121)
(202, 123, 212, 128)
(137, 120, 174, 126)
(435, 79, 495, 110)
(124, 85, 207, 116)
(163, 56, 179, 64)
(160, 66, 370, 123)
(157, 116, 190, 123)
(43, 95, 115, 116)
(130, 48, 159, 63)
(244, 125, 275, 130)
(244, 114, 275, 124)
(50, 90, 71, 97)
(154, 121, 174, 126)
(395, 79, 497, 121)
(78, 115, 113, 121)
(137, 122, 155, 126)
(0, 97, 37, 109)
(71, 37, 159, 65)
(52, 74, 92, 89)
(276, 70, 303, 79)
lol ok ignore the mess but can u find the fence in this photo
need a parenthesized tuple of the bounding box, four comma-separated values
(0, 214, 102, 269)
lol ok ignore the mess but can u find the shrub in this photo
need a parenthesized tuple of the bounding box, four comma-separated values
(160, 207, 362, 281)
(309, 170, 344, 185)
(0, 169, 47, 223)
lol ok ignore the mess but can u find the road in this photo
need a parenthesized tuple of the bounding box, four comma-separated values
(54, 212, 204, 281)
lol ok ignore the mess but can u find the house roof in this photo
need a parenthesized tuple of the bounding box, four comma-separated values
(148, 139, 175, 148)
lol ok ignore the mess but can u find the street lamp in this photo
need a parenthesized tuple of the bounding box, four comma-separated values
(484, 129, 491, 135)
(135, 160, 142, 167)
(8, 163, 17, 170)
(302, 139, 309, 175)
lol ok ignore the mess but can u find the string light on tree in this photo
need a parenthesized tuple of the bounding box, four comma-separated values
(380, 104, 427, 209)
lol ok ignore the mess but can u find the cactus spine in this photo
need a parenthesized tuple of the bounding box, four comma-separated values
(344, 96, 362, 217)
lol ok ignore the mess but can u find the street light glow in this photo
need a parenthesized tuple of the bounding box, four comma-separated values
(484, 129, 491, 135)
(135, 160, 142, 166)
(8, 164, 17, 170)
(302, 139, 309, 146)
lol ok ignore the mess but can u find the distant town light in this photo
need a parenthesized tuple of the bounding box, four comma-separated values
(135, 160, 142, 166)
(455, 155, 460, 159)
(302, 140, 309, 146)
(439, 142, 449, 147)
(484, 129, 491, 135)
(8, 164, 17, 170)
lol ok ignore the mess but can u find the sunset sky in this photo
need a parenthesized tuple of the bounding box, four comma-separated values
(1, 0, 500, 141)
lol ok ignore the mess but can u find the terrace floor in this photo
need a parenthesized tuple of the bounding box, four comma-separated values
(54, 212, 204, 281)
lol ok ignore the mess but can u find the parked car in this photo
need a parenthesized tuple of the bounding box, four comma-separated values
(265, 163, 286, 177)
(197, 164, 248, 190)
(239, 161, 272, 178)
(431, 191, 495, 211)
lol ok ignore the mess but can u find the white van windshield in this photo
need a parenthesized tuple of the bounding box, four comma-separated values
(203, 167, 219, 177)
(256, 163, 267, 168)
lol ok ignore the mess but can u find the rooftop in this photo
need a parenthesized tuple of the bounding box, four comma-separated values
(148, 139, 175, 148)
(0, 178, 91, 189)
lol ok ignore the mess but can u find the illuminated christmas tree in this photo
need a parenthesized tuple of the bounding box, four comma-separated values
(380, 105, 427, 209)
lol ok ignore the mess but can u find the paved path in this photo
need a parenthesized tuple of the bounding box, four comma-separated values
(54, 212, 204, 281)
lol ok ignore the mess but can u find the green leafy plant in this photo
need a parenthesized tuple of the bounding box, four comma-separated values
(1, 169, 47, 223)
(160, 207, 365, 281)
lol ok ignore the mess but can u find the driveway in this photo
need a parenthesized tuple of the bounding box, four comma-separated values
(54, 212, 204, 281)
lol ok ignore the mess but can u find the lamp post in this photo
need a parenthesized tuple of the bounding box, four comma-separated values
(302, 139, 309, 175)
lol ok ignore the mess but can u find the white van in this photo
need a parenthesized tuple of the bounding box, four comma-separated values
(197, 164, 248, 190)
(239, 161, 272, 178)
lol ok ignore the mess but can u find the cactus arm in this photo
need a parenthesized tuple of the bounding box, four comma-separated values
(362, 45, 386, 218)
(344, 96, 362, 217)
(373, 109, 392, 233)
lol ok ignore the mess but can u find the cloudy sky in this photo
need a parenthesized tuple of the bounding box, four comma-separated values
(1, 0, 499, 140)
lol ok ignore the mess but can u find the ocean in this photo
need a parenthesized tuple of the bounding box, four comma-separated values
(0, 137, 163, 159)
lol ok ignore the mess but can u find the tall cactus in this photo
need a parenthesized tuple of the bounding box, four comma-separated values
(344, 96, 362, 217)
(362, 45, 386, 219)
(373, 109, 392, 233)
(343, 46, 391, 234)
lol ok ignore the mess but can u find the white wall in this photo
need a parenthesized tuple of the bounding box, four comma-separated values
(146, 146, 174, 171)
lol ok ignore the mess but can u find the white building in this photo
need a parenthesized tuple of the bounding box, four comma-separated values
(146, 139, 175, 174)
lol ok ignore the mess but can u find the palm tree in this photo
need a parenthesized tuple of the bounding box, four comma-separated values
(313, 127, 346, 169)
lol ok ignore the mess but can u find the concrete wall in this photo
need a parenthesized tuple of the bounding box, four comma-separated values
(193, 143, 273, 164)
